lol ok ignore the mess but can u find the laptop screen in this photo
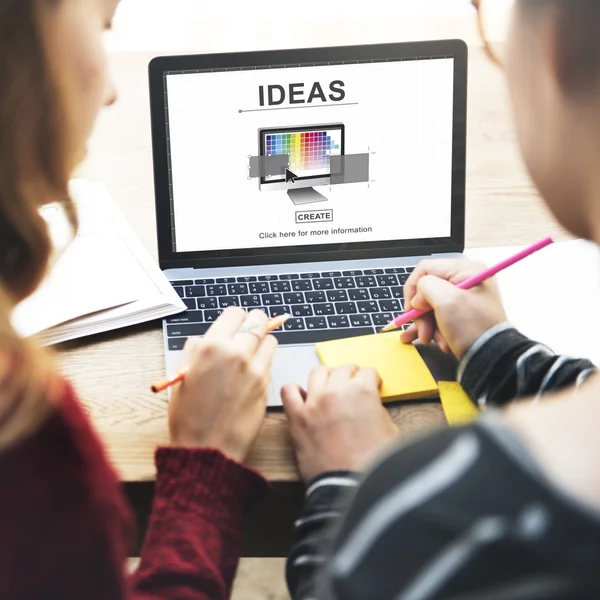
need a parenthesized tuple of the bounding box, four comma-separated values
(163, 55, 455, 255)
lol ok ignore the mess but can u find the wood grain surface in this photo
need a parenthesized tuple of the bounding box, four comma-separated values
(59, 46, 569, 483)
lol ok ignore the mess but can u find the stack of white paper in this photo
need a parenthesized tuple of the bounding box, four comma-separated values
(11, 180, 186, 345)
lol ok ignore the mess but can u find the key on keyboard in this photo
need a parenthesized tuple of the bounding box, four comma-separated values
(313, 279, 334, 290)
(283, 292, 304, 305)
(263, 294, 283, 306)
(167, 311, 205, 324)
(335, 302, 357, 315)
(218, 296, 239, 308)
(334, 277, 355, 289)
(377, 275, 398, 286)
(169, 338, 187, 351)
(328, 315, 350, 328)
(364, 269, 383, 275)
(370, 288, 391, 300)
(207, 285, 226, 296)
(380, 299, 402, 312)
(270, 281, 291, 293)
(241, 295, 261, 307)
(185, 286, 205, 297)
(306, 291, 326, 303)
(351, 314, 372, 327)
(292, 280, 312, 291)
(197, 297, 218, 309)
(284, 318, 305, 331)
(314, 303, 335, 315)
(372, 313, 394, 326)
(292, 305, 313, 317)
(349, 289, 369, 301)
(327, 290, 348, 302)
(385, 268, 406, 274)
(228, 283, 248, 295)
(357, 301, 378, 313)
(250, 282, 269, 294)
(306, 317, 327, 329)
(269, 306, 290, 318)
(356, 276, 376, 288)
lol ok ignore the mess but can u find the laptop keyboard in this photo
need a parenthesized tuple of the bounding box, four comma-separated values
(165, 267, 416, 350)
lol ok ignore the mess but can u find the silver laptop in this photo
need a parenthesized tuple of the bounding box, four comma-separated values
(149, 40, 468, 406)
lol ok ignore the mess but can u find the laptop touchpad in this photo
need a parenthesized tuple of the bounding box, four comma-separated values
(268, 345, 321, 407)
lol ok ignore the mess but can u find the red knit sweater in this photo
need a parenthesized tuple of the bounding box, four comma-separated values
(0, 379, 268, 599)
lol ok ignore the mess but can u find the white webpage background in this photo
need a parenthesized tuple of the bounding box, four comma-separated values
(167, 59, 454, 253)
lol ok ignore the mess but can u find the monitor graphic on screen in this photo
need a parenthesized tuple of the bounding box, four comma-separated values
(258, 123, 345, 205)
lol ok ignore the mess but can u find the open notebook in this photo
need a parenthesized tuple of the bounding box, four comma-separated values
(11, 180, 186, 346)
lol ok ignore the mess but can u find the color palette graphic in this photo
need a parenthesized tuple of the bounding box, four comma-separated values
(265, 130, 341, 176)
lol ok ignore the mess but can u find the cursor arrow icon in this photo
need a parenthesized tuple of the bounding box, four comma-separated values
(285, 168, 297, 184)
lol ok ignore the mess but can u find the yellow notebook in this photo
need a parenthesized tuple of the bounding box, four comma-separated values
(438, 381, 480, 426)
(315, 333, 438, 403)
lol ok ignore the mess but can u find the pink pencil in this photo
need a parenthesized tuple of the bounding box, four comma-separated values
(379, 237, 554, 334)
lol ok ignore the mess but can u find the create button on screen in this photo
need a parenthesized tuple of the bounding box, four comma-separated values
(295, 210, 334, 224)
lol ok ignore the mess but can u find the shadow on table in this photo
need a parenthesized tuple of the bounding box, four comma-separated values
(124, 480, 305, 558)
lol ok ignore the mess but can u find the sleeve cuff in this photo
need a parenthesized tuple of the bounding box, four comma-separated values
(458, 326, 549, 402)
(305, 471, 360, 499)
(457, 322, 515, 382)
(154, 447, 269, 524)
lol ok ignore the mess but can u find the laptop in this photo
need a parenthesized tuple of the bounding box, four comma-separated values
(148, 40, 468, 406)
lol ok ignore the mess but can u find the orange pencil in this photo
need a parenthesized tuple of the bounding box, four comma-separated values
(151, 313, 290, 393)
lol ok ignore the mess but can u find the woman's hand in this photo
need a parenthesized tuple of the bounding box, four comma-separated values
(282, 365, 399, 483)
(169, 307, 278, 462)
(400, 258, 508, 359)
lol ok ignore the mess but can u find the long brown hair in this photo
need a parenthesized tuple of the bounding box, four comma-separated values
(0, 0, 77, 449)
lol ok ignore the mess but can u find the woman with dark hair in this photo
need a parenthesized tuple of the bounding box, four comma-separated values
(284, 2, 600, 598)
(0, 1, 278, 598)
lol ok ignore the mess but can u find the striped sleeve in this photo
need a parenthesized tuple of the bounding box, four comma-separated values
(287, 425, 600, 600)
(458, 323, 596, 408)
(286, 472, 360, 600)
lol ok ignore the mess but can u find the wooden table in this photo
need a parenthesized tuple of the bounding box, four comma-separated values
(58, 46, 568, 556)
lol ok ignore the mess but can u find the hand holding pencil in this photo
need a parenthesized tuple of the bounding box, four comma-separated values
(152, 312, 289, 393)
(162, 307, 284, 462)
(398, 238, 553, 358)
